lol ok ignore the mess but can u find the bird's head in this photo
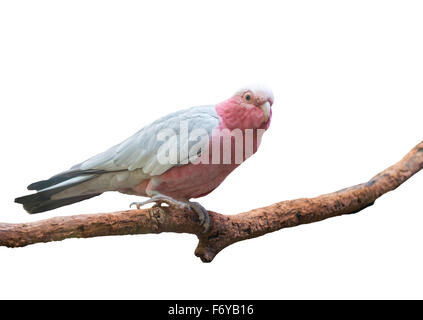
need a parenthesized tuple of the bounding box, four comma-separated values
(216, 85, 274, 130)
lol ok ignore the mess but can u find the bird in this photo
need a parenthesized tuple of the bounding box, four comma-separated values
(15, 85, 274, 231)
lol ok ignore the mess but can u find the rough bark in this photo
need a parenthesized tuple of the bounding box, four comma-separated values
(1, 141, 422, 262)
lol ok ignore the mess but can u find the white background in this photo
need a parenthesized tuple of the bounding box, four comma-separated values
(0, 0, 422, 299)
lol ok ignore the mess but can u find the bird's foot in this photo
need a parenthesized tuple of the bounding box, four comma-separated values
(188, 201, 210, 233)
(130, 194, 188, 210)
(130, 196, 210, 232)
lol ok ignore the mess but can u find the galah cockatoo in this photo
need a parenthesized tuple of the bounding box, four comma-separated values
(15, 85, 274, 231)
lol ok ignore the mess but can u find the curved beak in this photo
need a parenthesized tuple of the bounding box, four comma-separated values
(259, 101, 271, 123)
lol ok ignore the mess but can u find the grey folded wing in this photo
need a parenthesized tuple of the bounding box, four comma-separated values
(71, 104, 220, 181)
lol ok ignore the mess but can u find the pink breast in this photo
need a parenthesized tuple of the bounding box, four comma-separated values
(150, 161, 239, 199)
(159, 125, 266, 199)
(127, 127, 264, 200)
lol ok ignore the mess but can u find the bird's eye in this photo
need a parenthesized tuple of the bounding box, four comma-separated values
(243, 92, 253, 102)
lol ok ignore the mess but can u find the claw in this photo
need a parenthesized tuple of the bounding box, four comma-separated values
(189, 201, 210, 233)
(130, 202, 140, 209)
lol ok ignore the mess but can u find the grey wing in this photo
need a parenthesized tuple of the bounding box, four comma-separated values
(75, 105, 220, 176)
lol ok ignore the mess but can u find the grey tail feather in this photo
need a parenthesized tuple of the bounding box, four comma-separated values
(16, 173, 103, 214)
(15, 192, 101, 214)
(27, 169, 107, 191)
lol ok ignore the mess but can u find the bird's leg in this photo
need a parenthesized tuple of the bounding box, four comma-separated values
(130, 194, 210, 232)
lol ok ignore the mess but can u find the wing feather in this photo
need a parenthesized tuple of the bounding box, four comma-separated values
(77, 105, 219, 176)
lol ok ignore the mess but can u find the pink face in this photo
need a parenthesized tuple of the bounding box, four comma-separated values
(235, 89, 274, 110)
(216, 87, 274, 130)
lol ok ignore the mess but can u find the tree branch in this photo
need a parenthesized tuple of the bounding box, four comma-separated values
(1, 141, 422, 262)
